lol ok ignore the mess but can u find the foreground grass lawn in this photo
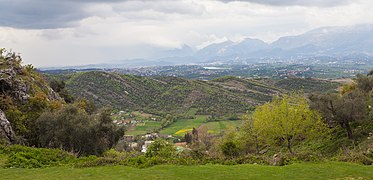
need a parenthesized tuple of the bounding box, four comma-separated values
(1, 162, 372, 180)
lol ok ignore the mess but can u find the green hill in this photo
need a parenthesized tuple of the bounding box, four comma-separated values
(48, 71, 338, 115)
(62, 71, 263, 115)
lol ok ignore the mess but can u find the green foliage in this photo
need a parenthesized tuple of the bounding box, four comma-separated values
(145, 139, 176, 158)
(160, 114, 175, 128)
(333, 149, 373, 165)
(238, 114, 262, 154)
(0, 49, 68, 145)
(52, 72, 288, 115)
(221, 141, 240, 158)
(253, 93, 330, 154)
(1, 145, 75, 168)
(35, 105, 124, 156)
(309, 73, 372, 140)
(49, 79, 74, 103)
(160, 115, 207, 136)
(275, 77, 339, 93)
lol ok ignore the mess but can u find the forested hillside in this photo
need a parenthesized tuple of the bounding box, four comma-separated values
(47, 72, 338, 115)
(54, 72, 272, 115)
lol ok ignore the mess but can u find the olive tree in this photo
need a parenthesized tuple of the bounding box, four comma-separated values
(36, 105, 124, 155)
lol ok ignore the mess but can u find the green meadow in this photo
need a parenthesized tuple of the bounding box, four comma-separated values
(0, 162, 372, 180)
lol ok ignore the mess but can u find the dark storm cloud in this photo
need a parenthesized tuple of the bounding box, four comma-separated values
(0, 0, 203, 29)
(0, 0, 133, 29)
(218, 0, 351, 7)
(0, 0, 91, 29)
(0, 0, 352, 29)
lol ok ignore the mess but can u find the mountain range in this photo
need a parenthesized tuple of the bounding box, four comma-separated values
(41, 24, 373, 69)
(193, 24, 373, 63)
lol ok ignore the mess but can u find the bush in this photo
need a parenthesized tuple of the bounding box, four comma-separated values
(35, 105, 124, 156)
(333, 150, 373, 165)
(73, 156, 113, 168)
(235, 155, 271, 165)
(2, 145, 75, 168)
(221, 141, 240, 158)
(145, 139, 176, 158)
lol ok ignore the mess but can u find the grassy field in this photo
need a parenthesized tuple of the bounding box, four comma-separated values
(204, 120, 243, 134)
(160, 115, 208, 136)
(0, 162, 372, 179)
(126, 121, 162, 135)
(127, 116, 243, 136)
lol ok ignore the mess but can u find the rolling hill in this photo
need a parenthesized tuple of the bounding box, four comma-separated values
(47, 71, 339, 115)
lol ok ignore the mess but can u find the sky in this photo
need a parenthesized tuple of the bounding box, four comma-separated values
(1, 0, 373, 67)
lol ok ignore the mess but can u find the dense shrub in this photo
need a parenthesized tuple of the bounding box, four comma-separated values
(1, 145, 75, 168)
(335, 152, 373, 165)
(221, 141, 240, 158)
(35, 105, 124, 156)
(145, 139, 176, 158)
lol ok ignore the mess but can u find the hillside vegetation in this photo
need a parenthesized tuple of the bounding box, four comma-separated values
(48, 72, 338, 115)
(1, 50, 123, 155)
(0, 49, 64, 145)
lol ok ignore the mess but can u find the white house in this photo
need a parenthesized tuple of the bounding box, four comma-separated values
(141, 141, 154, 153)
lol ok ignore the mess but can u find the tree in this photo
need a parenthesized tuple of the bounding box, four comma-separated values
(309, 89, 367, 140)
(221, 141, 240, 158)
(161, 114, 174, 128)
(356, 74, 373, 93)
(239, 114, 262, 154)
(50, 80, 74, 103)
(35, 105, 124, 155)
(184, 133, 192, 144)
(309, 73, 373, 140)
(220, 127, 241, 158)
(253, 94, 329, 154)
(145, 139, 176, 158)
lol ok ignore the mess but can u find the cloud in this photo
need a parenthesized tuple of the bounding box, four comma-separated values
(0, 0, 89, 29)
(217, 0, 352, 7)
(0, 0, 205, 29)
(1, 0, 373, 67)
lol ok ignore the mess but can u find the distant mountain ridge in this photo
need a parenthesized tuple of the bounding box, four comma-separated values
(196, 24, 373, 61)
(40, 24, 373, 69)
(144, 24, 373, 66)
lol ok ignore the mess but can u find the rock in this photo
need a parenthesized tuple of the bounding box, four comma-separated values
(0, 62, 29, 104)
(273, 154, 279, 166)
(259, 148, 268, 154)
(1, 51, 61, 104)
(0, 109, 15, 143)
(47, 87, 61, 101)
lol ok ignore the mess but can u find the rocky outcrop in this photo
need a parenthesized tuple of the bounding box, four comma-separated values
(0, 51, 62, 103)
(0, 53, 30, 104)
(0, 109, 15, 143)
(1, 50, 63, 144)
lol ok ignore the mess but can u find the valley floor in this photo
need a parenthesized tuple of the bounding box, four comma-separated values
(1, 162, 372, 180)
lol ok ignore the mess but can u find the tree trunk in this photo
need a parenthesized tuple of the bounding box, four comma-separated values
(345, 122, 353, 140)
(287, 139, 293, 155)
